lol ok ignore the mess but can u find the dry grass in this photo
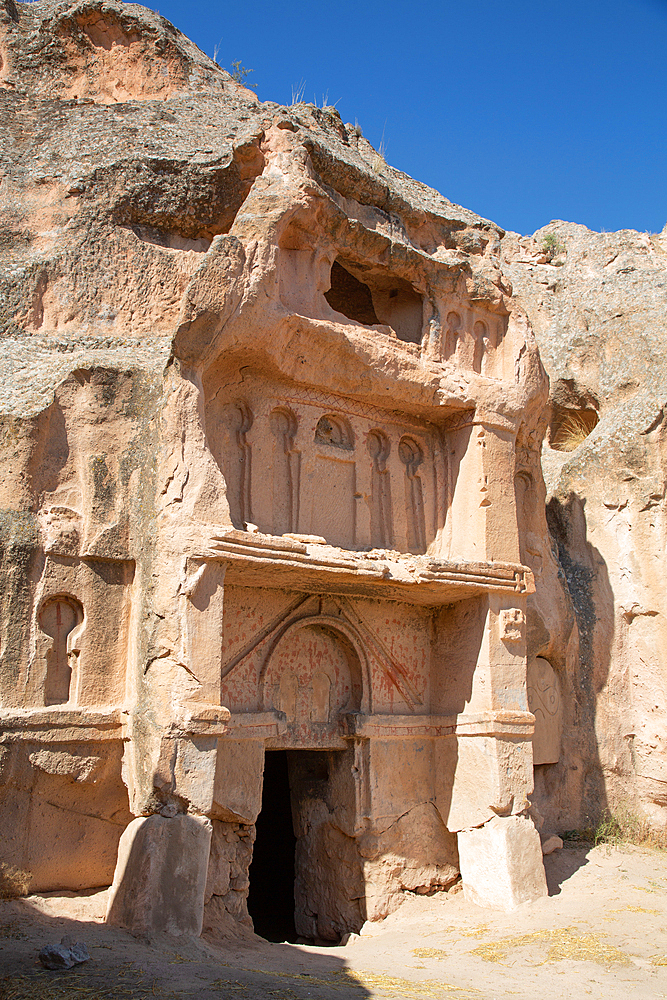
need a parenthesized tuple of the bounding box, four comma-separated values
(460, 924, 489, 938)
(344, 970, 482, 997)
(594, 808, 667, 850)
(0, 919, 27, 939)
(609, 905, 661, 915)
(549, 408, 598, 451)
(247, 966, 480, 997)
(411, 947, 448, 960)
(0, 974, 182, 1000)
(0, 862, 31, 900)
(470, 927, 631, 967)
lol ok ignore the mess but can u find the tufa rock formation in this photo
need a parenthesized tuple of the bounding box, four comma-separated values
(503, 222, 667, 831)
(0, 0, 664, 938)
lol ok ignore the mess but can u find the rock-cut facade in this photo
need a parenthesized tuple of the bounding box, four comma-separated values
(8, 0, 664, 939)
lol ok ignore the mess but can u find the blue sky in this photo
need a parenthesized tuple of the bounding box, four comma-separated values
(145, 0, 667, 236)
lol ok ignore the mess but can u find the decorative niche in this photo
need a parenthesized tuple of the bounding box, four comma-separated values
(324, 258, 424, 345)
(38, 595, 84, 706)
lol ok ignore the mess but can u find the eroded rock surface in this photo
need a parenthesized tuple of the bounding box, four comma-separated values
(503, 222, 667, 831)
(3, 0, 660, 942)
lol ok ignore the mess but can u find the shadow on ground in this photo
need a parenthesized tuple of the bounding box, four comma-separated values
(544, 845, 590, 896)
(0, 897, 371, 1000)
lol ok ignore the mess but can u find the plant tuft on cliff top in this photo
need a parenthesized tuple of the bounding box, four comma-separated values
(541, 232, 566, 262)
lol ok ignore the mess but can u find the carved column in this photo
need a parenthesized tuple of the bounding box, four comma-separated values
(439, 589, 547, 910)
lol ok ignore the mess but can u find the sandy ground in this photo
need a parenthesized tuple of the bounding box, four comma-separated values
(2, 844, 667, 999)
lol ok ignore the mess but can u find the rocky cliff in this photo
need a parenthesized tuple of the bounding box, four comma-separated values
(503, 222, 667, 830)
(0, 0, 665, 918)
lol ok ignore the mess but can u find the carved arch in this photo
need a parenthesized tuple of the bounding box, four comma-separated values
(314, 414, 354, 451)
(258, 614, 370, 715)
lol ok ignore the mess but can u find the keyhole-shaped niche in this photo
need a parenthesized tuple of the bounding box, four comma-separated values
(219, 401, 254, 527)
(39, 595, 84, 706)
(367, 430, 392, 548)
(399, 436, 427, 553)
(270, 407, 300, 535)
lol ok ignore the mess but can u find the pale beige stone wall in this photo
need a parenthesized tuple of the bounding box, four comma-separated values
(504, 222, 667, 834)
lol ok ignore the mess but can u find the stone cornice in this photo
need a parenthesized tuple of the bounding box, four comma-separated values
(197, 529, 534, 605)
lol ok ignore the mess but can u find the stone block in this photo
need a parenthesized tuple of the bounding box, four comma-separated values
(170, 736, 219, 814)
(212, 739, 264, 824)
(457, 814, 547, 911)
(444, 735, 533, 832)
(106, 814, 212, 936)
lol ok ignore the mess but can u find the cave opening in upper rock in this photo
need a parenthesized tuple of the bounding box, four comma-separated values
(325, 260, 379, 327)
(548, 404, 599, 452)
(325, 258, 424, 344)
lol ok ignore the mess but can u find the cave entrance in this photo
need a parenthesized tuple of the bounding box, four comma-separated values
(248, 748, 362, 944)
(247, 749, 297, 942)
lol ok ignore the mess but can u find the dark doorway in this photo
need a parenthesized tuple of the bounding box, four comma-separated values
(247, 750, 297, 942)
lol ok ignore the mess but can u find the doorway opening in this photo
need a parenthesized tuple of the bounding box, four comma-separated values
(247, 749, 297, 942)
(248, 748, 363, 944)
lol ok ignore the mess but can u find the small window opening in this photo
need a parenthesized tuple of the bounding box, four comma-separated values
(325, 258, 424, 344)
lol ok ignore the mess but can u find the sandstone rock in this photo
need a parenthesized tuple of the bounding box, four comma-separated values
(0, 0, 565, 935)
(503, 223, 667, 832)
(458, 815, 548, 911)
(541, 834, 563, 855)
(105, 815, 212, 936)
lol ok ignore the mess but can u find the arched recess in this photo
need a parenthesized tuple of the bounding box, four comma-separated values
(269, 406, 300, 535)
(314, 414, 354, 450)
(38, 594, 84, 706)
(259, 614, 370, 719)
(398, 435, 427, 553)
(527, 655, 562, 765)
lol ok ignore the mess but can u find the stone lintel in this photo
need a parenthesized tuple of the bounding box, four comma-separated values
(345, 711, 535, 739)
(221, 710, 535, 742)
(193, 530, 534, 605)
(224, 711, 287, 739)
